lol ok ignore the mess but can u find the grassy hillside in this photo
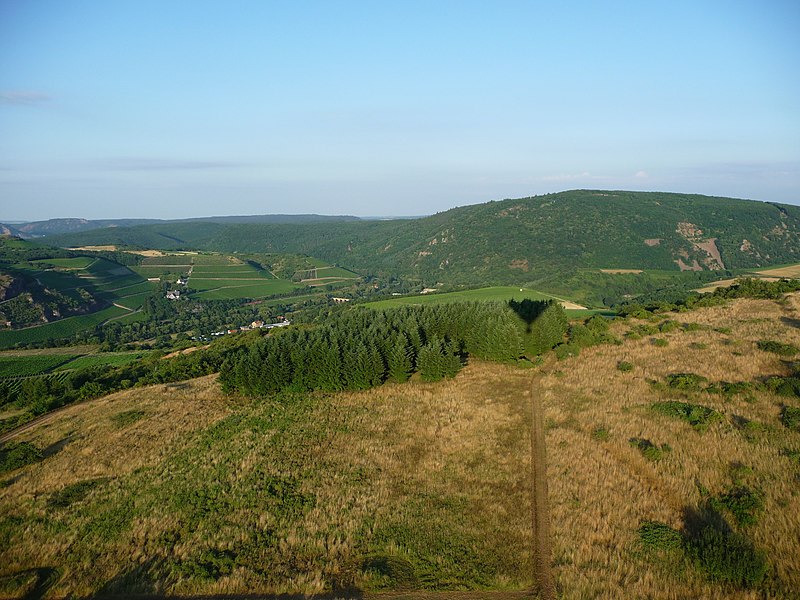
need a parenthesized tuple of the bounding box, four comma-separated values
(47, 190, 800, 291)
(2, 292, 799, 597)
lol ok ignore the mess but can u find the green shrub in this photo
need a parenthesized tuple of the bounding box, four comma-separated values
(731, 415, 765, 441)
(780, 447, 800, 463)
(689, 342, 708, 350)
(638, 520, 683, 551)
(710, 486, 764, 527)
(617, 361, 633, 372)
(665, 372, 708, 391)
(765, 376, 800, 397)
(659, 320, 680, 333)
(362, 553, 418, 589)
(629, 437, 671, 461)
(592, 427, 610, 441)
(683, 322, 703, 332)
(633, 323, 659, 336)
(174, 549, 237, 581)
(0, 441, 42, 475)
(756, 340, 799, 357)
(687, 522, 767, 588)
(651, 401, 723, 432)
(554, 343, 580, 360)
(780, 405, 800, 432)
(652, 338, 669, 347)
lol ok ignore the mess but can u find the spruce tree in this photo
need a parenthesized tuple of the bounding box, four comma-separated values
(388, 335, 414, 383)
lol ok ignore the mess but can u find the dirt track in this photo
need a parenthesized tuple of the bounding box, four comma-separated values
(530, 386, 555, 600)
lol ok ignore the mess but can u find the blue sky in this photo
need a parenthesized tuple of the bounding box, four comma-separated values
(1, 0, 798, 220)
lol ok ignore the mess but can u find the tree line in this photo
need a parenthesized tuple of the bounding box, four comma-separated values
(220, 300, 567, 397)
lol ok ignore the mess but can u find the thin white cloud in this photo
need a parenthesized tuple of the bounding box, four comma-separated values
(634, 170, 649, 179)
(0, 91, 51, 106)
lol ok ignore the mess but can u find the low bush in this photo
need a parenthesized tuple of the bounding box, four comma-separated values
(710, 486, 764, 527)
(707, 381, 757, 402)
(687, 521, 767, 588)
(659, 320, 681, 333)
(630, 437, 671, 461)
(592, 427, 610, 441)
(633, 323, 659, 336)
(651, 401, 723, 432)
(665, 372, 708, 391)
(780, 405, 800, 432)
(617, 361, 634, 372)
(638, 520, 683, 551)
(554, 343, 580, 360)
(0, 441, 42, 475)
(765, 375, 800, 398)
(652, 338, 669, 347)
(756, 340, 799, 357)
(780, 447, 800, 463)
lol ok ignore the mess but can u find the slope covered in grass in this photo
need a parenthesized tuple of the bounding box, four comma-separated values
(1, 293, 799, 598)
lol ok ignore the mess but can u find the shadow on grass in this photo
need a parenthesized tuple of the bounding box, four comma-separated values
(86, 559, 365, 599)
(42, 434, 78, 458)
(680, 503, 767, 589)
(780, 316, 800, 329)
(0, 567, 61, 600)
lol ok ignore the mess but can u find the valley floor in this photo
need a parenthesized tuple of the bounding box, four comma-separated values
(2, 295, 800, 598)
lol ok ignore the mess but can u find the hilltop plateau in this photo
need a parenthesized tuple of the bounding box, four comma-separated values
(1, 288, 799, 598)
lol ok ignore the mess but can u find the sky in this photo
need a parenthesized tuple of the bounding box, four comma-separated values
(1, 0, 799, 220)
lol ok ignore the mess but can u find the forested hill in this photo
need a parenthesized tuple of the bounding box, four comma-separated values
(1, 214, 361, 239)
(47, 190, 800, 285)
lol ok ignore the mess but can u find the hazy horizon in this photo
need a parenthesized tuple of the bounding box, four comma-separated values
(2, 1, 798, 220)
(0, 188, 792, 224)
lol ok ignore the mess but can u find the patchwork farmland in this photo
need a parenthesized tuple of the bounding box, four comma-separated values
(30, 256, 155, 312)
(133, 252, 358, 300)
(189, 254, 299, 300)
(0, 256, 157, 348)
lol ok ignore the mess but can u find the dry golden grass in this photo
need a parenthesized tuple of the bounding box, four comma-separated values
(2, 294, 800, 598)
(539, 294, 800, 598)
(755, 263, 800, 278)
(1, 365, 535, 597)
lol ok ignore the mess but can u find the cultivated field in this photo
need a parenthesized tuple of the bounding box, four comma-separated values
(0, 255, 156, 347)
(296, 265, 360, 286)
(1, 294, 799, 597)
(0, 306, 130, 349)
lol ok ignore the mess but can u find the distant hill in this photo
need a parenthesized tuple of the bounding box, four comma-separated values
(0, 214, 361, 239)
(46, 191, 800, 287)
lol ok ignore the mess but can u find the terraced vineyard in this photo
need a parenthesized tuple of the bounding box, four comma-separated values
(0, 354, 77, 378)
(0, 305, 130, 349)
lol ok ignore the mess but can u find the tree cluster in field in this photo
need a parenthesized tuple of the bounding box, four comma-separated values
(220, 300, 567, 397)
